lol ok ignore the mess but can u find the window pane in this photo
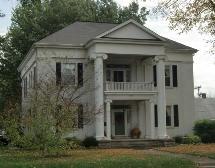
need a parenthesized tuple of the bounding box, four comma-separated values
(166, 106, 171, 126)
(165, 65, 171, 86)
(62, 63, 76, 85)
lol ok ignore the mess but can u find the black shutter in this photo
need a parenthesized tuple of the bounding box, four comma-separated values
(56, 62, 61, 85)
(154, 105, 158, 127)
(78, 104, 83, 129)
(174, 105, 179, 127)
(78, 63, 83, 87)
(172, 65, 178, 87)
(153, 65, 157, 87)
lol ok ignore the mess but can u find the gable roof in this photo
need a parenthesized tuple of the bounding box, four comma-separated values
(37, 22, 117, 46)
(36, 20, 197, 52)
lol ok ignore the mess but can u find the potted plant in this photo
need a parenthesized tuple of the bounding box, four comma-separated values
(130, 128, 141, 139)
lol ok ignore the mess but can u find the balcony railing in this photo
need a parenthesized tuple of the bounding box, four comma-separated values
(105, 82, 154, 92)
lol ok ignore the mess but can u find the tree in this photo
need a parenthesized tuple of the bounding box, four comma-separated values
(155, 0, 215, 35)
(0, 0, 149, 112)
(1, 68, 96, 154)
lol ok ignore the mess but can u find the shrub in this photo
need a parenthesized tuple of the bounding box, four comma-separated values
(82, 137, 98, 148)
(194, 119, 215, 143)
(65, 137, 81, 149)
(182, 135, 201, 144)
(130, 128, 141, 139)
(174, 136, 183, 144)
(174, 135, 201, 144)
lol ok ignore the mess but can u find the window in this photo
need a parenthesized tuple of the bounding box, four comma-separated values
(106, 64, 131, 82)
(174, 105, 179, 127)
(77, 63, 83, 87)
(78, 105, 84, 129)
(153, 65, 157, 87)
(61, 63, 76, 85)
(154, 105, 158, 127)
(172, 65, 178, 87)
(33, 67, 37, 88)
(166, 106, 172, 126)
(166, 105, 179, 127)
(165, 65, 178, 87)
(56, 62, 83, 86)
(165, 65, 171, 86)
(23, 77, 28, 98)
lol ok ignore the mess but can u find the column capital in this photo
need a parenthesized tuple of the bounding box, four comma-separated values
(90, 53, 108, 60)
(105, 99, 112, 103)
(153, 55, 166, 63)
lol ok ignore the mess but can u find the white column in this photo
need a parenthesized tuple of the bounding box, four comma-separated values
(145, 100, 155, 139)
(155, 56, 168, 139)
(149, 99, 155, 139)
(94, 54, 107, 140)
(138, 101, 145, 138)
(105, 99, 112, 140)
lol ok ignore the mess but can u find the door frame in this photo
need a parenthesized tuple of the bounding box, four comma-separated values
(111, 109, 128, 137)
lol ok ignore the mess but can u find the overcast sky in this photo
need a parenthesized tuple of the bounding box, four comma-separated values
(1, 0, 215, 97)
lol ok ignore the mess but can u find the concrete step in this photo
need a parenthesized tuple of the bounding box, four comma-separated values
(99, 139, 175, 149)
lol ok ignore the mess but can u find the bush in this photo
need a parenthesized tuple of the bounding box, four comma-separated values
(174, 136, 183, 144)
(182, 135, 201, 144)
(82, 137, 98, 148)
(194, 119, 215, 143)
(65, 137, 81, 149)
(174, 135, 201, 144)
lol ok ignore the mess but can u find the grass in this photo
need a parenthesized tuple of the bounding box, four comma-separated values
(159, 144, 215, 159)
(0, 148, 197, 168)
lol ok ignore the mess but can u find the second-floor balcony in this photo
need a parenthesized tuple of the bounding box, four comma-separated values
(105, 81, 154, 92)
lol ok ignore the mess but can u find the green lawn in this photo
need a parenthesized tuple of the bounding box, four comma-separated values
(0, 148, 197, 168)
(158, 144, 215, 159)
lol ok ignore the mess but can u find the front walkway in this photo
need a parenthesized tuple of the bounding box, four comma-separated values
(145, 149, 215, 168)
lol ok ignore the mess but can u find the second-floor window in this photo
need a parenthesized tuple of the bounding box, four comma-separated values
(165, 65, 178, 87)
(56, 62, 83, 86)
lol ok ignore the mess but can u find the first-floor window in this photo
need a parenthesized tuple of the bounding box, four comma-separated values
(78, 104, 83, 129)
(23, 77, 28, 98)
(166, 106, 172, 126)
(166, 105, 179, 127)
(154, 104, 179, 127)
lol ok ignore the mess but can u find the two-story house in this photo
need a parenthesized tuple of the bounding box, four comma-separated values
(18, 20, 197, 144)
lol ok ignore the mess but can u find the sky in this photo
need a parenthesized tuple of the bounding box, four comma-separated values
(0, 0, 215, 97)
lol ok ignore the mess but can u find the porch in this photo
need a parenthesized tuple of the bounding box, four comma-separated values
(103, 100, 157, 140)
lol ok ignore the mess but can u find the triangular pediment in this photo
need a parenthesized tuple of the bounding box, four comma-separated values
(97, 20, 163, 41)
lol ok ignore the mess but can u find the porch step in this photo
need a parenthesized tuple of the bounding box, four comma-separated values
(99, 139, 175, 149)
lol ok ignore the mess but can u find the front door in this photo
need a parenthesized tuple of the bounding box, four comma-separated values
(115, 112, 125, 135)
(112, 109, 127, 136)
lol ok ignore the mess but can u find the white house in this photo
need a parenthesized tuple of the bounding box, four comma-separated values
(18, 19, 198, 142)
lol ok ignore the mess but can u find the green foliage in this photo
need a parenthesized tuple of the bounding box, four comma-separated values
(182, 135, 201, 144)
(194, 119, 215, 143)
(65, 137, 82, 149)
(156, 0, 215, 37)
(82, 137, 98, 148)
(174, 135, 201, 144)
(0, 0, 149, 112)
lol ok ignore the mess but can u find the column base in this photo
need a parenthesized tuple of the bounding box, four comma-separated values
(95, 136, 106, 141)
